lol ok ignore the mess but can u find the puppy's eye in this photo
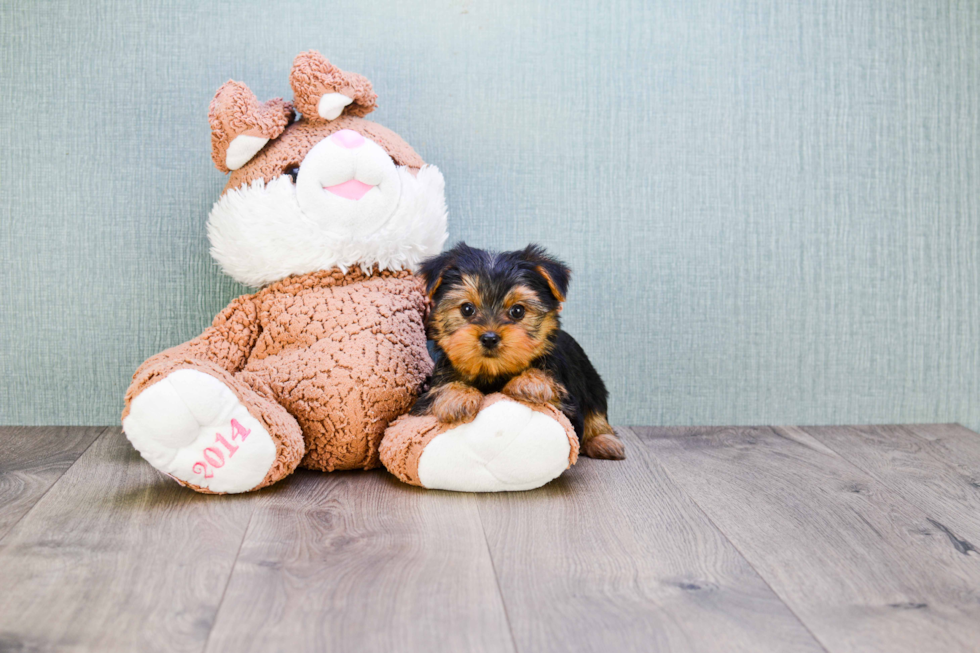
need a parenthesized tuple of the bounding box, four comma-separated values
(460, 302, 476, 318)
(285, 166, 300, 183)
(508, 305, 525, 320)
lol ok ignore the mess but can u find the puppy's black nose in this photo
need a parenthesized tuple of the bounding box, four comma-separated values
(479, 332, 501, 349)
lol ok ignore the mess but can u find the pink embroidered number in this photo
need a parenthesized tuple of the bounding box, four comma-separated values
(203, 447, 225, 468)
(192, 461, 212, 479)
(192, 418, 252, 479)
(230, 419, 250, 442)
(215, 433, 239, 456)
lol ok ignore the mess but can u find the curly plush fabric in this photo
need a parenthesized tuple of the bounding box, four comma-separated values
(290, 50, 377, 120)
(123, 267, 432, 484)
(248, 268, 431, 471)
(208, 82, 294, 174)
(222, 116, 425, 193)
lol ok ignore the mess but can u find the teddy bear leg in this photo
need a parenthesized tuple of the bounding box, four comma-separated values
(123, 366, 304, 494)
(380, 394, 579, 492)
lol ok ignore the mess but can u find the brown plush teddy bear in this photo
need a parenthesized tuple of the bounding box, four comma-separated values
(122, 52, 577, 493)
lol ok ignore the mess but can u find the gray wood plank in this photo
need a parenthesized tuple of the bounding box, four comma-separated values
(900, 424, 980, 487)
(474, 428, 827, 653)
(638, 425, 980, 653)
(204, 469, 515, 653)
(0, 428, 256, 653)
(0, 426, 106, 541)
(795, 424, 980, 546)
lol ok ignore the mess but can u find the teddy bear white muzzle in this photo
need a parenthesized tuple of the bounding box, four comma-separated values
(295, 130, 402, 238)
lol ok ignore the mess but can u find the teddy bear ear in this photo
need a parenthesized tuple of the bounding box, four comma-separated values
(289, 50, 377, 122)
(208, 81, 294, 173)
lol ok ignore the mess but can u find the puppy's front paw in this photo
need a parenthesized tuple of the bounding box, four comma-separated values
(582, 432, 626, 460)
(502, 369, 563, 407)
(582, 413, 626, 460)
(431, 383, 484, 425)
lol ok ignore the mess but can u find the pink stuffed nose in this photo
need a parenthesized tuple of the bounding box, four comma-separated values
(331, 129, 365, 149)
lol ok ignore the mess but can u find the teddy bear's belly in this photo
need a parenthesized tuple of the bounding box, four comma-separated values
(242, 280, 432, 471)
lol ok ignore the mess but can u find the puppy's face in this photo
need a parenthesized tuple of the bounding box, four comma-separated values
(421, 244, 571, 381)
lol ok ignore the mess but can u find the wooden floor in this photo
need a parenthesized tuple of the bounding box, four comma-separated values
(2, 425, 980, 652)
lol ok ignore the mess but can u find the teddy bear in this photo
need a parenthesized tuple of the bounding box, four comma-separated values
(122, 51, 578, 493)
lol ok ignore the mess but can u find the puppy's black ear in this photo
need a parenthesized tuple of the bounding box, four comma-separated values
(418, 243, 467, 299)
(521, 244, 571, 302)
(418, 252, 453, 299)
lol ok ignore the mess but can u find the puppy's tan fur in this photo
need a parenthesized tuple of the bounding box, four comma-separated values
(427, 381, 484, 425)
(431, 276, 557, 381)
(502, 368, 566, 408)
(582, 412, 625, 460)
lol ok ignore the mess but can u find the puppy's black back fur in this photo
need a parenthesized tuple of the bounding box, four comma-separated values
(534, 330, 609, 440)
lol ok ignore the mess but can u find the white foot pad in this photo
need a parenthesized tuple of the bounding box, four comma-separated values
(123, 369, 276, 493)
(417, 400, 571, 492)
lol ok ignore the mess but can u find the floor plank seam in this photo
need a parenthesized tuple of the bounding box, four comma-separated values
(793, 426, 954, 515)
(897, 425, 980, 484)
(476, 506, 520, 653)
(0, 426, 110, 546)
(624, 427, 834, 653)
(200, 505, 257, 653)
(795, 425, 980, 555)
(787, 426, 911, 494)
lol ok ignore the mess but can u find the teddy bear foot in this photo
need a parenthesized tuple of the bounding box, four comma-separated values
(381, 395, 579, 492)
(419, 401, 569, 491)
(123, 369, 284, 494)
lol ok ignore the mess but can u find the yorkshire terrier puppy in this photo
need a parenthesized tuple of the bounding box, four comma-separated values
(411, 243, 625, 460)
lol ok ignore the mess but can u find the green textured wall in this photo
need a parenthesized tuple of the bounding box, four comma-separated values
(1, 0, 978, 428)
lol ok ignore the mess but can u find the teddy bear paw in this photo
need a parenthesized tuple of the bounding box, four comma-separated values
(416, 399, 572, 492)
(123, 369, 277, 493)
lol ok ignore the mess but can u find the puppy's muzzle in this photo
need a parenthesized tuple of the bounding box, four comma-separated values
(479, 332, 501, 350)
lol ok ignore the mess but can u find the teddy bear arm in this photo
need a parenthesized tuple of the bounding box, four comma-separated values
(123, 295, 261, 414)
